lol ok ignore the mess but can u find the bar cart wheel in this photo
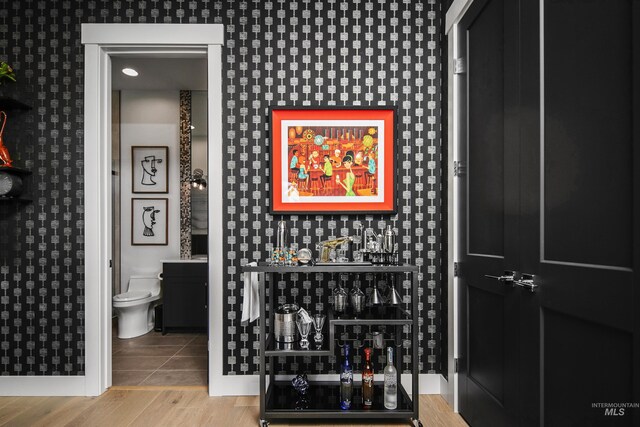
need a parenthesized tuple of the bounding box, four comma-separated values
(411, 418, 423, 427)
(259, 419, 269, 427)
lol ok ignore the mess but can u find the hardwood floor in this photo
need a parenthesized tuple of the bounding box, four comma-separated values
(0, 390, 468, 427)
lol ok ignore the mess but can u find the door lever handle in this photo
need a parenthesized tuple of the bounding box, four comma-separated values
(514, 273, 537, 292)
(484, 271, 516, 284)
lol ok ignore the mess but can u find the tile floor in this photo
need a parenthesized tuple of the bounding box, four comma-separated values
(112, 322, 208, 386)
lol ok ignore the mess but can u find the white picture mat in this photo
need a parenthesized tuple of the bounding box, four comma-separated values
(280, 119, 385, 204)
(132, 146, 168, 193)
(131, 198, 168, 245)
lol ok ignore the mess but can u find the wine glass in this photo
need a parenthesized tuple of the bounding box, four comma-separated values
(313, 313, 326, 345)
(296, 318, 312, 349)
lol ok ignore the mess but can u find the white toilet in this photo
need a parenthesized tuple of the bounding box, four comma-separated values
(113, 275, 162, 339)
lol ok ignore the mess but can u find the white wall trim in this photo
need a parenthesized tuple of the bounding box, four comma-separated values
(81, 24, 224, 46)
(445, 0, 476, 34)
(0, 373, 443, 397)
(419, 374, 443, 395)
(84, 43, 113, 396)
(0, 377, 86, 396)
(445, 0, 475, 413)
(439, 375, 449, 398)
(207, 44, 225, 397)
(82, 23, 225, 398)
(214, 374, 444, 396)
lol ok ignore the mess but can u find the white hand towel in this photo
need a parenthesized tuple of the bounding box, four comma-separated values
(241, 262, 260, 325)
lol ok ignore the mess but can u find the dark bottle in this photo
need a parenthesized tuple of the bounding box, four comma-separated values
(362, 347, 374, 407)
(340, 343, 353, 410)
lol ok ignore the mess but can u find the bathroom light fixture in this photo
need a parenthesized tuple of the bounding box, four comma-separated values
(122, 67, 139, 77)
(191, 168, 207, 190)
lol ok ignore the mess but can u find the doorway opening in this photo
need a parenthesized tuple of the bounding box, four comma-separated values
(82, 24, 224, 396)
(110, 57, 209, 386)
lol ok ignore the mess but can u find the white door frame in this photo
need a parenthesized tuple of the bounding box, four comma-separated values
(445, 0, 477, 412)
(82, 24, 225, 396)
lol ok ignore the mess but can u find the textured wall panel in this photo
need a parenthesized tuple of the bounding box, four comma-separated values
(179, 90, 192, 259)
(0, 0, 443, 376)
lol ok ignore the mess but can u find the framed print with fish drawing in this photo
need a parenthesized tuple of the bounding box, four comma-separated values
(270, 107, 397, 214)
(132, 146, 169, 193)
(131, 198, 168, 245)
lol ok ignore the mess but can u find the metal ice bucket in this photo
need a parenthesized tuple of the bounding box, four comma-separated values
(274, 303, 299, 343)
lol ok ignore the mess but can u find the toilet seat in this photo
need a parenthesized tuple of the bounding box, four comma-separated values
(114, 275, 162, 339)
(113, 290, 152, 302)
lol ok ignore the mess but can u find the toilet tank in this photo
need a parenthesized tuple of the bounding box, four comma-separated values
(128, 275, 161, 296)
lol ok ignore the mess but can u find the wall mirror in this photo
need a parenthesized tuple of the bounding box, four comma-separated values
(189, 90, 208, 257)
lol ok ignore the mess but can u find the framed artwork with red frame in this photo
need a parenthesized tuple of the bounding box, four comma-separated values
(270, 107, 397, 214)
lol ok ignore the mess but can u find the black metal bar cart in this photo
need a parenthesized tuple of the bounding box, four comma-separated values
(241, 263, 423, 427)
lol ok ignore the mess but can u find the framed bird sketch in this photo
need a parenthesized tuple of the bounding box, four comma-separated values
(131, 198, 168, 245)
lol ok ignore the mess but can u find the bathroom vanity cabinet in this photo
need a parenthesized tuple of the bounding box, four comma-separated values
(161, 261, 208, 334)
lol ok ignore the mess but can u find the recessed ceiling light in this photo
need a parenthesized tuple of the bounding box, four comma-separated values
(122, 68, 138, 77)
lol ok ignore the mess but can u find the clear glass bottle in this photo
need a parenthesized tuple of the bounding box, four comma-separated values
(340, 343, 353, 410)
(383, 346, 397, 410)
(362, 347, 374, 407)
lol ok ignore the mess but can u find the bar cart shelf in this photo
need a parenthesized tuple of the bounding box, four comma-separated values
(242, 263, 423, 427)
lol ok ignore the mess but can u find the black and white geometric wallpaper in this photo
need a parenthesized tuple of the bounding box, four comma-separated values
(0, 0, 444, 377)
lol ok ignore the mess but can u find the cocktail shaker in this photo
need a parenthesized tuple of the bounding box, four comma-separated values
(383, 225, 396, 254)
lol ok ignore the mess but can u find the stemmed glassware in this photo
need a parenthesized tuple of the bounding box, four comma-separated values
(296, 317, 312, 349)
(313, 313, 326, 346)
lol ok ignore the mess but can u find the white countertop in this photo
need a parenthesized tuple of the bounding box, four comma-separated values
(161, 259, 208, 263)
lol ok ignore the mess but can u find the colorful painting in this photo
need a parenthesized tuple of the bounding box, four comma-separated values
(270, 108, 396, 213)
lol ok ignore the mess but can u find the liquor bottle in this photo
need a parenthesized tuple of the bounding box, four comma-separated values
(340, 343, 353, 410)
(362, 347, 374, 407)
(384, 346, 397, 410)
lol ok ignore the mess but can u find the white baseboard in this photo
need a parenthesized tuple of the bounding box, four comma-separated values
(212, 373, 444, 396)
(439, 374, 449, 398)
(210, 373, 260, 396)
(0, 376, 86, 396)
(0, 373, 444, 397)
(422, 373, 444, 394)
